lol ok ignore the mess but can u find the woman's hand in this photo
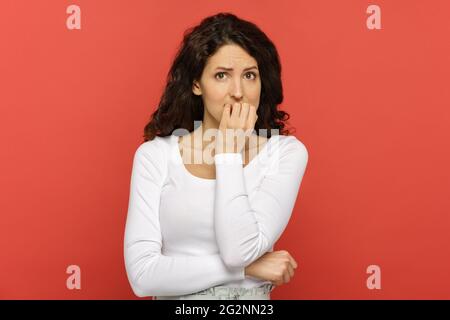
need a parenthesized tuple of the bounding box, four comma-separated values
(215, 102, 258, 154)
(244, 250, 298, 286)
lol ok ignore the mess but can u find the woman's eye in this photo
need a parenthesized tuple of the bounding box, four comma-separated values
(245, 72, 257, 80)
(215, 72, 226, 80)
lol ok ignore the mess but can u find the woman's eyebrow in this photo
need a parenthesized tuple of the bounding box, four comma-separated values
(214, 66, 258, 71)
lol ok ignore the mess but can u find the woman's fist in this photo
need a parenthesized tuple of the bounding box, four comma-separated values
(244, 250, 298, 286)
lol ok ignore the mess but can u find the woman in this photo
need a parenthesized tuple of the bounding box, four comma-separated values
(123, 12, 308, 300)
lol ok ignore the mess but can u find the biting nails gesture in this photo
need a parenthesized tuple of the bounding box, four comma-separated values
(216, 102, 258, 154)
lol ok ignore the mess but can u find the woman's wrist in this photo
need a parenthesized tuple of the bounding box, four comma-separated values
(214, 152, 243, 165)
(244, 265, 252, 277)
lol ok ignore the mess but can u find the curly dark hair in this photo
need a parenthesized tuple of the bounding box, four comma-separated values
(143, 12, 293, 142)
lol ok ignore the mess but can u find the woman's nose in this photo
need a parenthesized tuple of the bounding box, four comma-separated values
(230, 78, 243, 99)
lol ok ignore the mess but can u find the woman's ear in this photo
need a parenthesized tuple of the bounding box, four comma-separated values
(192, 80, 202, 96)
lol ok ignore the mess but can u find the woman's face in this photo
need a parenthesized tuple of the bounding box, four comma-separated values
(192, 44, 261, 125)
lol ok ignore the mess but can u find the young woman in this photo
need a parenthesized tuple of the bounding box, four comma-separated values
(124, 12, 308, 300)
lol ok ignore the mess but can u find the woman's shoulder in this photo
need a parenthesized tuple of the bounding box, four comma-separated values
(138, 135, 174, 150)
(269, 134, 308, 156)
(262, 135, 308, 171)
(133, 135, 175, 163)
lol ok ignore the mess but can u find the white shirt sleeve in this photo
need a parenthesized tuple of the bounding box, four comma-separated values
(124, 139, 244, 298)
(213, 136, 309, 268)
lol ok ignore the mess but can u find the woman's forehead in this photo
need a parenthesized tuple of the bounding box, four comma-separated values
(206, 44, 257, 69)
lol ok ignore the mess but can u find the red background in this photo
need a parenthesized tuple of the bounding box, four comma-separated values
(1, 0, 449, 299)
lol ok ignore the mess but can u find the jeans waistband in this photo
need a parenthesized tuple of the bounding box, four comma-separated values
(193, 283, 274, 297)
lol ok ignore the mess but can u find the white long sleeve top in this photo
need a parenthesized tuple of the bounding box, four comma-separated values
(123, 133, 308, 297)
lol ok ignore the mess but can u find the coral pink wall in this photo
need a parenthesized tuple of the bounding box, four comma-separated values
(1, 0, 449, 299)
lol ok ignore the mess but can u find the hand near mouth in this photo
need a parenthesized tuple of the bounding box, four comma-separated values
(215, 102, 258, 154)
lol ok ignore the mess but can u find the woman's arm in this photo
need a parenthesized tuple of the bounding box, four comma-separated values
(124, 140, 244, 297)
(213, 135, 308, 268)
